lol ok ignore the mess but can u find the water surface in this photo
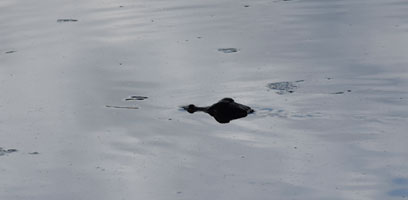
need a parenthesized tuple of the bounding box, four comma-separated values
(1, 0, 408, 199)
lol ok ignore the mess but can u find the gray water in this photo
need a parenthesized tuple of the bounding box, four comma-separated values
(1, 0, 408, 199)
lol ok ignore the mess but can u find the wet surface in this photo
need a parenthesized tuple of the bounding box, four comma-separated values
(1, 0, 408, 199)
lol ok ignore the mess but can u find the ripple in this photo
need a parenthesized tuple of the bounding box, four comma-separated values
(218, 48, 239, 53)
(254, 107, 323, 119)
(56, 19, 78, 23)
(125, 95, 148, 101)
(0, 147, 17, 156)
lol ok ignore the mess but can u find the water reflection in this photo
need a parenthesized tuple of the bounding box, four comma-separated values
(388, 178, 408, 198)
(1, 0, 408, 199)
(388, 189, 408, 198)
(393, 178, 408, 185)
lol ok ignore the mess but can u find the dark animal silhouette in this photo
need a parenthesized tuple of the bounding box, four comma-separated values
(182, 98, 254, 123)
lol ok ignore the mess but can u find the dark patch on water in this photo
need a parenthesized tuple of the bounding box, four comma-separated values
(105, 105, 139, 109)
(57, 19, 78, 23)
(5, 50, 16, 54)
(6, 149, 17, 153)
(29, 152, 39, 155)
(125, 96, 148, 101)
(96, 166, 106, 171)
(267, 80, 304, 94)
(331, 90, 351, 95)
(0, 147, 18, 156)
(218, 48, 238, 53)
(244, 5, 250, 7)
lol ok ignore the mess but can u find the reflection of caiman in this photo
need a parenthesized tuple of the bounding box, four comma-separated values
(182, 98, 254, 123)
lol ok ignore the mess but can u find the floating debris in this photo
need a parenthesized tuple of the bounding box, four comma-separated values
(57, 19, 78, 23)
(29, 152, 39, 155)
(105, 105, 139, 109)
(267, 80, 304, 94)
(125, 96, 148, 101)
(218, 48, 238, 53)
(5, 50, 16, 54)
(0, 147, 18, 156)
(244, 5, 250, 7)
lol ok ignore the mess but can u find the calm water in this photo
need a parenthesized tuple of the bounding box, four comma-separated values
(1, 0, 408, 199)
